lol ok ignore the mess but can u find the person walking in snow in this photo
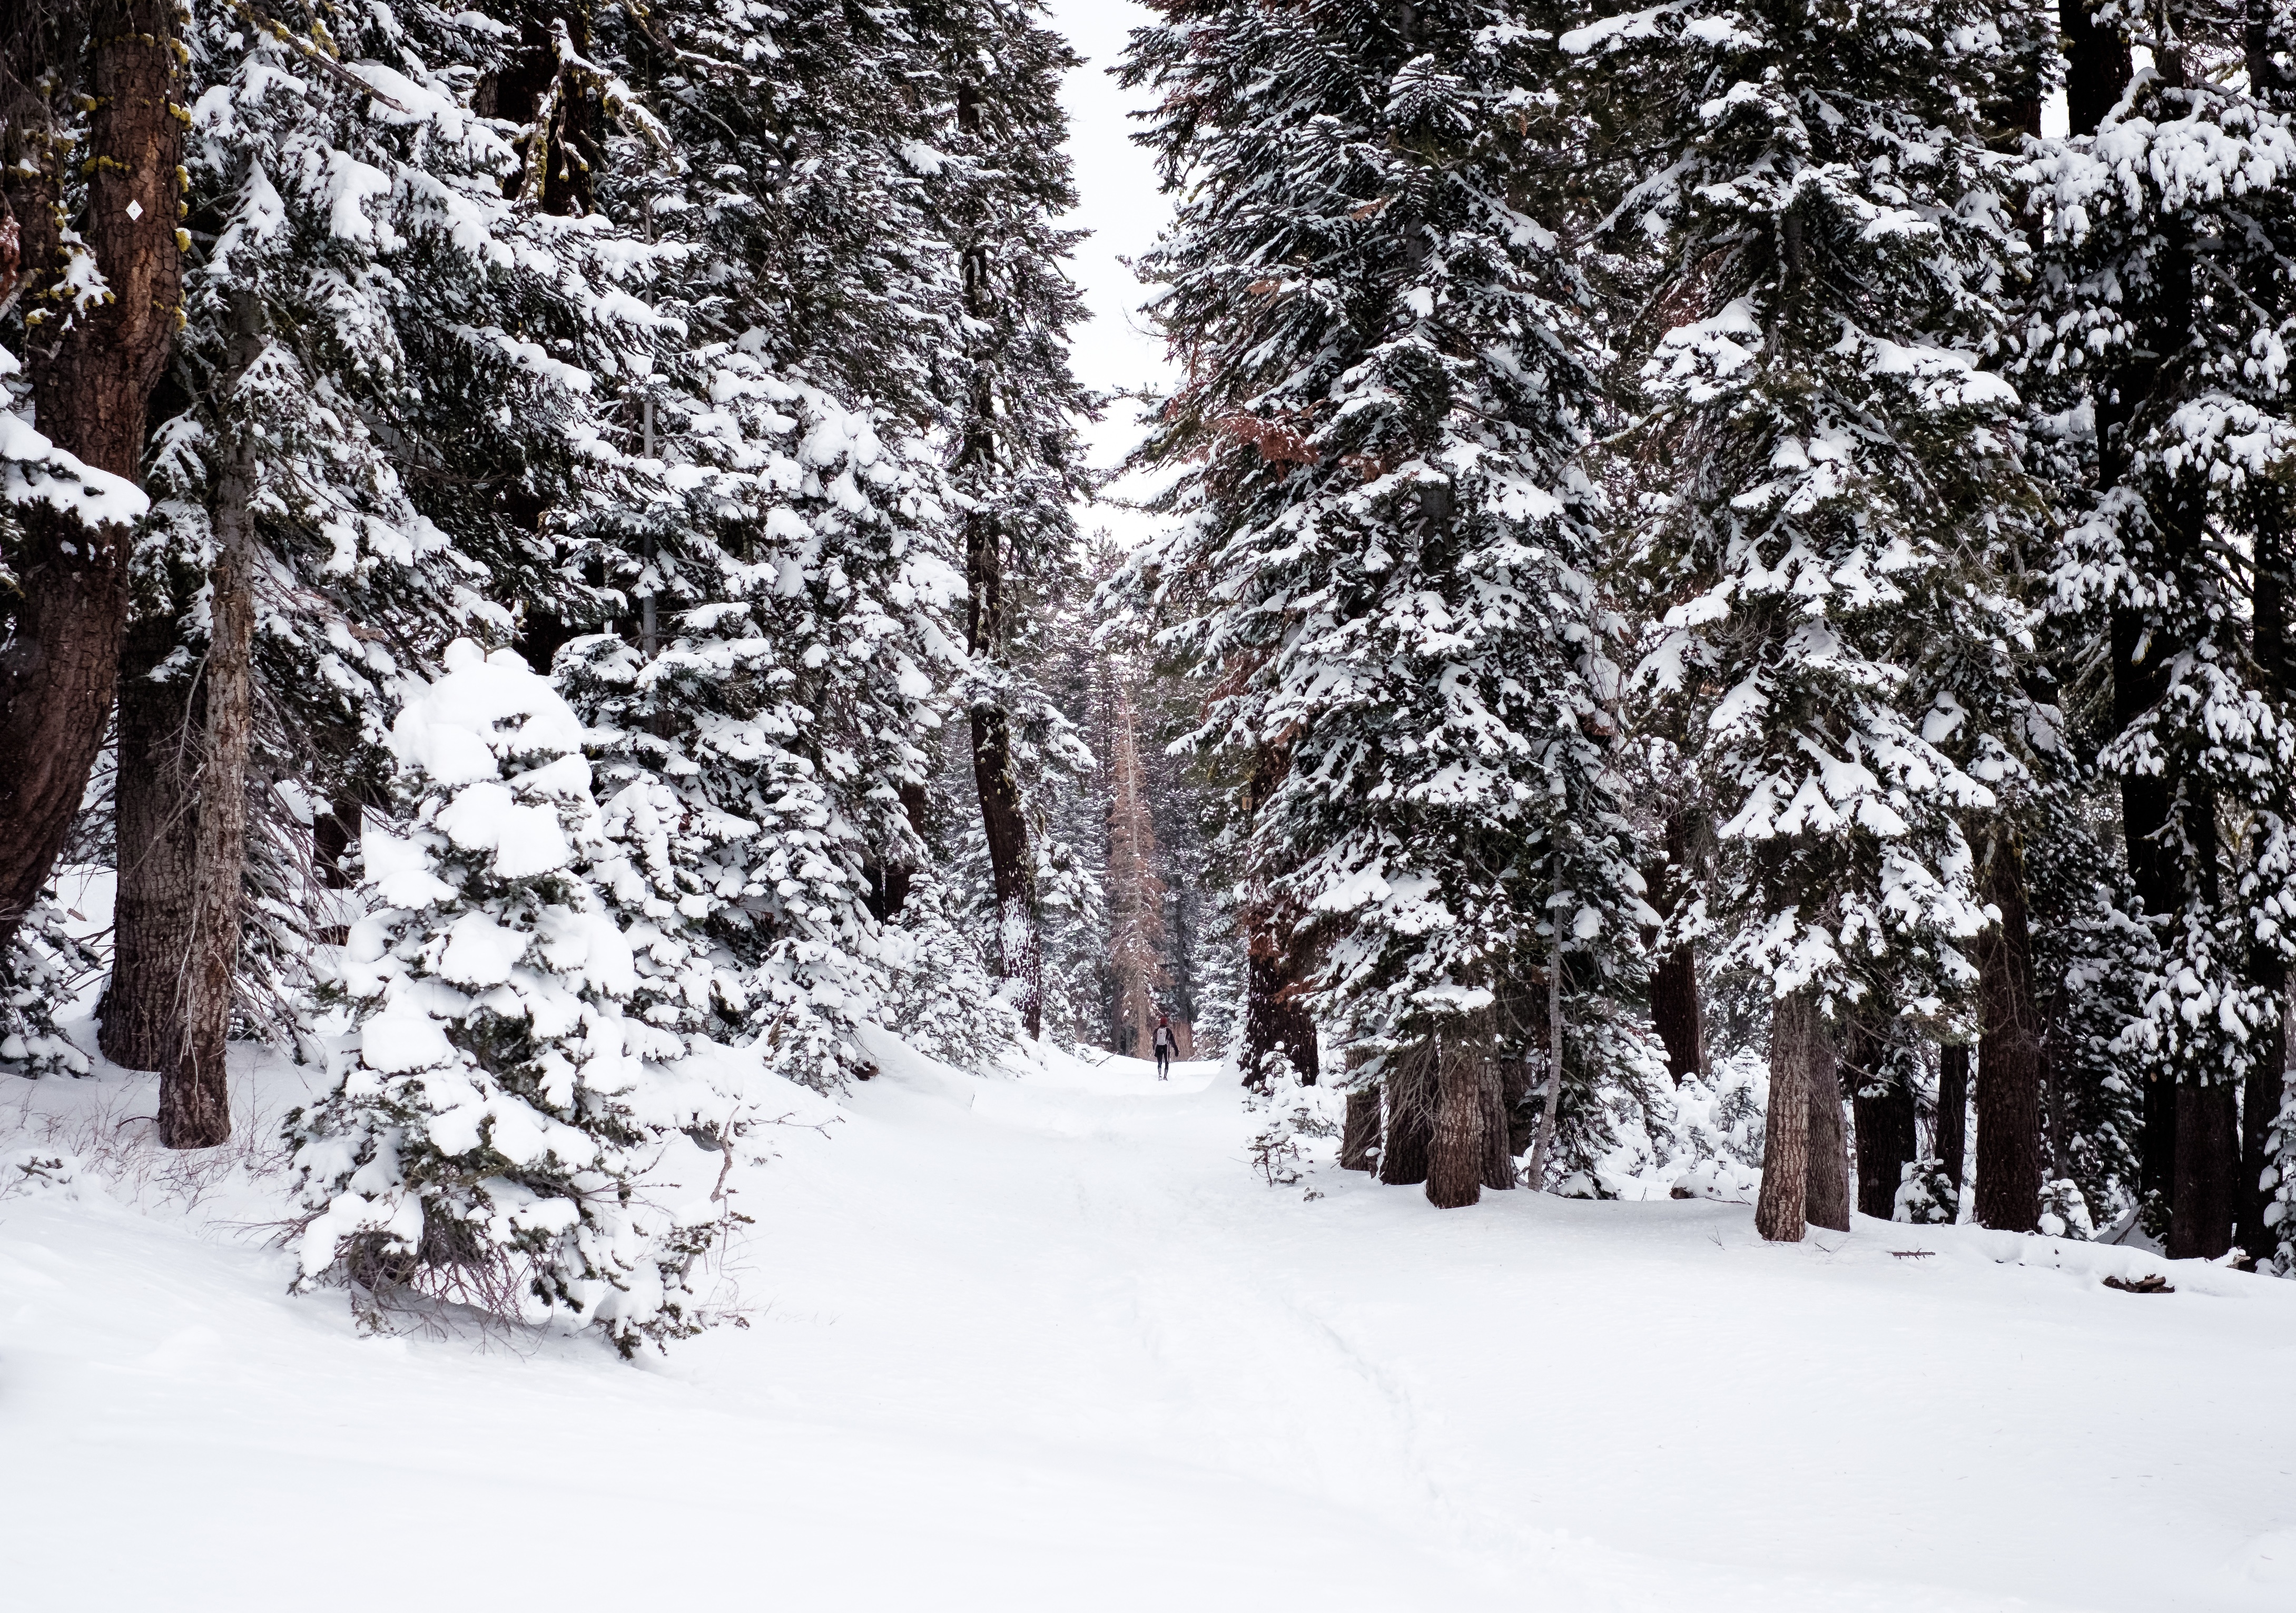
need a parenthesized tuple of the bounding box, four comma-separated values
(1151, 1015, 1176, 1080)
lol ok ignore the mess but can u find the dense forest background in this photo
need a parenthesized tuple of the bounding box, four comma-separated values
(7, 0, 2296, 1352)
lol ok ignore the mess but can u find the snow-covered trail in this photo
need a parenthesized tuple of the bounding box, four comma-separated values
(6, 1042, 2294, 1611)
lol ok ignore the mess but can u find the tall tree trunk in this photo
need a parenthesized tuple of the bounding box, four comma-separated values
(1480, 1053, 1515, 1191)
(951, 74, 1043, 1041)
(1243, 917, 1318, 1088)
(1378, 1039, 1433, 1186)
(969, 641, 1042, 1038)
(100, 622, 202, 1070)
(157, 296, 264, 1149)
(1645, 809, 1707, 1084)
(1340, 1088, 1382, 1172)
(1426, 1021, 1491, 1210)
(1804, 1027, 1851, 1233)
(1973, 832, 2044, 1232)
(1938, 1044, 1970, 1194)
(0, 3, 183, 955)
(2170, 1085, 2240, 1260)
(1846, 1018, 1915, 1221)
(2061, 1, 2135, 140)
(1756, 991, 1816, 1241)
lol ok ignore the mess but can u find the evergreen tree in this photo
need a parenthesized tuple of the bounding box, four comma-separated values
(2027, 0, 2296, 1260)
(1126, 2, 1643, 1206)
(1568, 0, 2041, 1238)
(292, 641, 733, 1352)
(917, 0, 1096, 1043)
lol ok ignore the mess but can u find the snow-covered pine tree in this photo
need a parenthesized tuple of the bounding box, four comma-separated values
(913, 0, 1097, 1041)
(1566, 0, 2041, 1238)
(547, 0, 988, 1088)
(2026, 0, 2296, 1259)
(1125, 2, 1643, 1207)
(292, 641, 731, 1352)
(104, 4, 663, 1119)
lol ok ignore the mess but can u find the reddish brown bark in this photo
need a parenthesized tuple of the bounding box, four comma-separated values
(1974, 834, 2044, 1233)
(1243, 917, 1318, 1088)
(0, 3, 184, 956)
(1755, 991, 1815, 1242)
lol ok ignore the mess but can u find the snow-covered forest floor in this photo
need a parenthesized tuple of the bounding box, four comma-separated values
(5, 1030, 2292, 1612)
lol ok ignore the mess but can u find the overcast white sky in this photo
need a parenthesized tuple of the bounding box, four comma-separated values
(1044, 0, 1176, 548)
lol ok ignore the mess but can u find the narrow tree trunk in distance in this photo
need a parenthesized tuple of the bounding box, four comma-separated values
(1938, 1045, 1970, 1194)
(101, 623, 202, 1070)
(1427, 1026, 1490, 1209)
(1804, 1029, 1851, 1233)
(1847, 1020, 1915, 1221)
(1755, 991, 1815, 1242)
(1379, 1041, 1433, 1186)
(0, 4, 183, 956)
(1645, 809, 1707, 1084)
(1974, 833, 2044, 1232)
(159, 298, 265, 1150)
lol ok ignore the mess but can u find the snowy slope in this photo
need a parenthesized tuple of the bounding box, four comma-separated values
(5, 1033, 2293, 1612)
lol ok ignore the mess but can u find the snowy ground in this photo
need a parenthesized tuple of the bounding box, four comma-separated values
(6, 1031, 2294, 1612)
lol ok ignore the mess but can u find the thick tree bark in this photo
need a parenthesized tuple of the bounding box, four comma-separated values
(1846, 1019, 1915, 1221)
(1938, 1044, 1970, 1194)
(1340, 1087, 1381, 1172)
(1243, 917, 1318, 1088)
(100, 621, 201, 1070)
(2170, 1085, 2241, 1260)
(1378, 1040, 1433, 1186)
(1755, 991, 1816, 1242)
(1426, 1022, 1491, 1210)
(156, 297, 264, 1149)
(1479, 1053, 1514, 1191)
(0, 3, 183, 955)
(1804, 1028, 1851, 1233)
(1645, 809, 1707, 1084)
(1974, 833, 2044, 1233)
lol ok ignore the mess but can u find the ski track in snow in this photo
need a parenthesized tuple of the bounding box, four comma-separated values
(5, 1036, 2295, 1611)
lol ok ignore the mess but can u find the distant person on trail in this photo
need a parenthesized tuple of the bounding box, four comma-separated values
(1151, 1015, 1176, 1080)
